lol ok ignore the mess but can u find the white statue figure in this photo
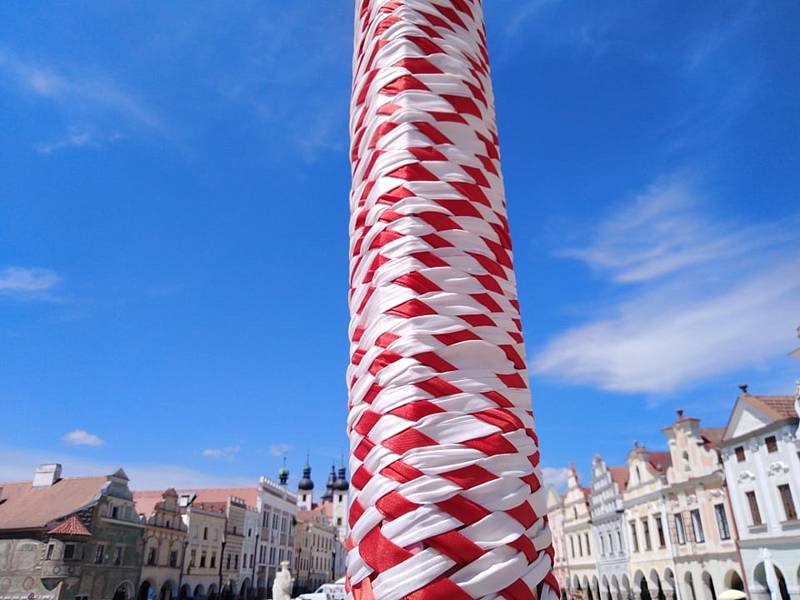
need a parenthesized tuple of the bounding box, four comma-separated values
(272, 560, 294, 600)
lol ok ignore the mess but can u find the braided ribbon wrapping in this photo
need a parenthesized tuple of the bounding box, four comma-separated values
(346, 1, 558, 599)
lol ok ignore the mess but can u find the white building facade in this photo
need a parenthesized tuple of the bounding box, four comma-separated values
(720, 391, 800, 600)
(662, 413, 744, 600)
(590, 455, 630, 600)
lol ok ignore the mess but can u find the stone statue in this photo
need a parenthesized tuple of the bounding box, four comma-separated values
(272, 560, 294, 600)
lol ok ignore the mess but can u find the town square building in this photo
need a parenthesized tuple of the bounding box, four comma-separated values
(662, 412, 744, 600)
(133, 488, 188, 600)
(720, 390, 799, 600)
(590, 455, 630, 600)
(622, 446, 676, 600)
(0, 464, 142, 600)
(562, 466, 598, 599)
(546, 488, 570, 599)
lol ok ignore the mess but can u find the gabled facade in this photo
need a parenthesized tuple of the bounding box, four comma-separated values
(0, 464, 142, 600)
(662, 412, 743, 600)
(546, 487, 569, 599)
(622, 447, 676, 600)
(563, 466, 597, 600)
(134, 488, 188, 600)
(590, 455, 629, 600)
(720, 392, 800, 600)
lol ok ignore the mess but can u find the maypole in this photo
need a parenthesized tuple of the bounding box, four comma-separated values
(346, 1, 557, 599)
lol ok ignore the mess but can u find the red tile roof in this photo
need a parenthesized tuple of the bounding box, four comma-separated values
(608, 467, 629, 492)
(0, 476, 106, 531)
(745, 395, 797, 421)
(185, 487, 258, 510)
(648, 451, 671, 472)
(48, 515, 92, 537)
(133, 491, 165, 518)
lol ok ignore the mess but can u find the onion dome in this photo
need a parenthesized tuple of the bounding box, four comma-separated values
(298, 463, 314, 491)
(278, 460, 289, 486)
(334, 465, 349, 491)
(322, 464, 336, 501)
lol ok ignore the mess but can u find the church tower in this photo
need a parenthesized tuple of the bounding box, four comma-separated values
(321, 464, 335, 503)
(332, 463, 349, 540)
(296, 460, 314, 510)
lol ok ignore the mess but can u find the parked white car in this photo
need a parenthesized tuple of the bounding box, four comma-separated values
(295, 583, 346, 600)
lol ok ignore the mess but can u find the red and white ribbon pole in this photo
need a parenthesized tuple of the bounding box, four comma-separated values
(346, 1, 558, 599)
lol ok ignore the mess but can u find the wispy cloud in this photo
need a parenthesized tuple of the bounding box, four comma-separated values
(0, 267, 62, 300)
(559, 178, 786, 283)
(0, 445, 255, 489)
(62, 429, 105, 447)
(202, 445, 240, 460)
(505, 0, 561, 38)
(36, 128, 123, 154)
(0, 47, 163, 150)
(541, 466, 570, 491)
(533, 176, 800, 394)
(269, 443, 289, 458)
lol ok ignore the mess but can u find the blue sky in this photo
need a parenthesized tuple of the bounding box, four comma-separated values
(1, 1, 798, 491)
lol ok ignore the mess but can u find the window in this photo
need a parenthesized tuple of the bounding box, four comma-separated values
(200, 552, 206, 568)
(654, 515, 666, 548)
(46, 544, 55, 560)
(170, 550, 178, 567)
(210, 553, 216, 568)
(642, 518, 652, 551)
(337, 517, 342, 526)
(113, 547, 123, 566)
(234, 554, 239, 569)
(95, 544, 105, 564)
(226, 554, 231, 569)
(617, 531, 622, 550)
(203, 526, 208, 540)
(675, 513, 686, 544)
(629, 521, 639, 552)
(577, 534, 583, 556)
(584, 533, 591, 556)
(569, 536, 575, 558)
(690, 509, 705, 543)
(608, 533, 614, 554)
(190, 549, 196, 567)
(147, 547, 157, 565)
(765, 436, 778, 453)
(111, 505, 119, 519)
(735, 446, 745, 462)
(573, 506, 578, 520)
(714, 504, 731, 540)
(746, 491, 762, 526)
(778, 484, 797, 521)
(600, 534, 606, 555)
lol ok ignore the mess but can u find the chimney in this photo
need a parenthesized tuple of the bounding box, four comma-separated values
(33, 463, 62, 488)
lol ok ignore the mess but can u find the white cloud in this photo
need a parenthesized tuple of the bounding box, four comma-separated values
(62, 429, 105, 447)
(269, 443, 289, 457)
(533, 177, 800, 394)
(202, 445, 240, 459)
(0, 267, 61, 297)
(36, 128, 123, 154)
(0, 47, 164, 148)
(559, 178, 785, 283)
(506, 0, 561, 38)
(541, 466, 570, 491)
(0, 445, 255, 490)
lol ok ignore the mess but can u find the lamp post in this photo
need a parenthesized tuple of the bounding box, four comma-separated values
(177, 539, 189, 600)
(249, 533, 259, 600)
(218, 532, 227, 600)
